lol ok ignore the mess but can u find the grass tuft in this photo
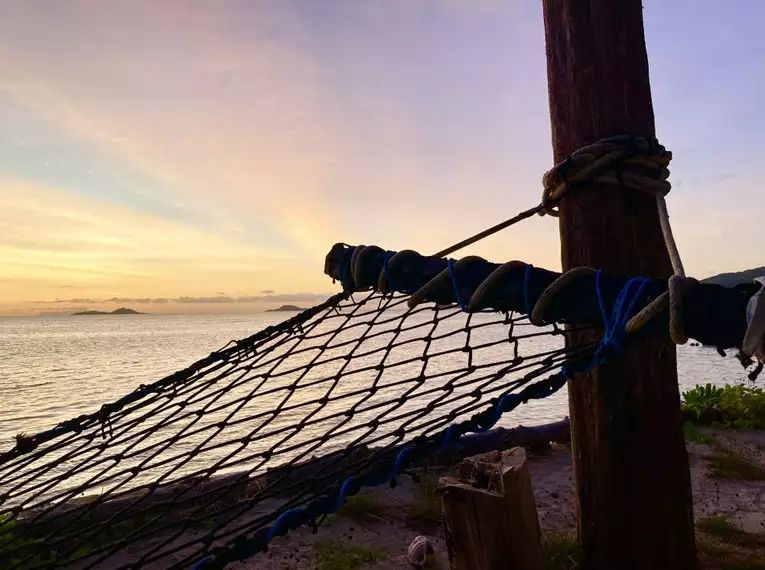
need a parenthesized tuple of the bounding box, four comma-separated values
(407, 472, 443, 526)
(697, 516, 765, 549)
(313, 540, 384, 570)
(335, 494, 387, 523)
(703, 440, 765, 481)
(543, 533, 579, 570)
(683, 422, 716, 445)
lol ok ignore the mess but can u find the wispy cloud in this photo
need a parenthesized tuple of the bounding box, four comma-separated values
(0, 0, 762, 318)
(34, 293, 330, 305)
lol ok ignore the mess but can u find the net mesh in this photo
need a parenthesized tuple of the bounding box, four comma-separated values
(0, 290, 593, 569)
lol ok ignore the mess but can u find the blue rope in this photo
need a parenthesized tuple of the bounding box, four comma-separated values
(389, 446, 413, 479)
(192, 555, 215, 570)
(436, 374, 566, 456)
(577, 273, 651, 374)
(335, 476, 355, 512)
(447, 259, 467, 311)
(524, 264, 534, 318)
(190, 369, 571, 569)
(189, 270, 653, 568)
(438, 424, 459, 453)
(265, 506, 307, 543)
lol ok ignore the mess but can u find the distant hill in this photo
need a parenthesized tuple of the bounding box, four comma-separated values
(701, 267, 765, 287)
(266, 305, 304, 312)
(72, 307, 145, 316)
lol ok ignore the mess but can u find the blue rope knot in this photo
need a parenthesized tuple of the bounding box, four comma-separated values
(580, 271, 651, 373)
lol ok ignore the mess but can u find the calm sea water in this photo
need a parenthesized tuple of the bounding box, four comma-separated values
(0, 312, 751, 451)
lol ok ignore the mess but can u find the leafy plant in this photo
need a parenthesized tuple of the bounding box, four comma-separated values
(681, 384, 765, 429)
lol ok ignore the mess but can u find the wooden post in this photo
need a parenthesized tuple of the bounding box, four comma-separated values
(439, 447, 544, 570)
(541, 1, 697, 569)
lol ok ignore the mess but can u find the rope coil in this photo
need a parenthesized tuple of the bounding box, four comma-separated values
(332, 134, 691, 351)
(540, 135, 672, 217)
(329, 244, 688, 359)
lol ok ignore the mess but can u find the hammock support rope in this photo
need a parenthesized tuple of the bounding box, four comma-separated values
(325, 242, 759, 355)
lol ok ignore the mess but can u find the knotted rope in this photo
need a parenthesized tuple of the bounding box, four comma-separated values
(363, 134, 692, 349)
(537, 134, 690, 344)
(539, 135, 697, 344)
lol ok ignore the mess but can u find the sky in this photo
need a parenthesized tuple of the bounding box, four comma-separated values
(0, 1, 762, 316)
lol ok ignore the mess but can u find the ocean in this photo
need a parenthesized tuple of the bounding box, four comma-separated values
(0, 311, 751, 452)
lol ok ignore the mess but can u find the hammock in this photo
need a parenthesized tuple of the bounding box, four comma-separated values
(0, 242, 758, 569)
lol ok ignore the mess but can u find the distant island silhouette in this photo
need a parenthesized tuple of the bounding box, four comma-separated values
(72, 307, 145, 316)
(265, 305, 304, 312)
(702, 267, 765, 288)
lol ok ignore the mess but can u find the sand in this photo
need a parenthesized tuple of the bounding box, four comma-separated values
(220, 427, 765, 569)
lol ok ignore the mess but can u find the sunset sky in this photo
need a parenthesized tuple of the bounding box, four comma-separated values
(0, 1, 762, 316)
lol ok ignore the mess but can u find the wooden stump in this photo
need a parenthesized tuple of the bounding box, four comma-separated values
(438, 447, 544, 570)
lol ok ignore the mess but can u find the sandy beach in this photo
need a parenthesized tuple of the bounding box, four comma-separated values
(215, 426, 765, 569)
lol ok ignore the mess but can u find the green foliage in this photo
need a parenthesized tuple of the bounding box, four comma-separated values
(312, 540, 383, 570)
(543, 534, 579, 570)
(681, 384, 765, 429)
(683, 422, 715, 444)
(0, 515, 59, 567)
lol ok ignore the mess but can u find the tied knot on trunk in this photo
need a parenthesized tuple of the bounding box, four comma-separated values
(539, 134, 672, 217)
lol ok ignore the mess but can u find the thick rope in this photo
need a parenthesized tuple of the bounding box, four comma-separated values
(427, 134, 690, 347)
(541, 135, 690, 344)
(539, 135, 672, 217)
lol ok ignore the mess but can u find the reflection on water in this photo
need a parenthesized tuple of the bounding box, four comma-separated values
(0, 311, 751, 448)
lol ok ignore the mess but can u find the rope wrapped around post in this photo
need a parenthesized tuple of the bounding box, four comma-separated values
(324, 243, 759, 362)
(429, 135, 693, 347)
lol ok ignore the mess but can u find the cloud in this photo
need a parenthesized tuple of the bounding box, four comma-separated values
(174, 296, 235, 304)
(235, 293, 330, 303)
(0, 178, 332, 308)
(31, 293, 331, 305)
(0, 0, 762, 315)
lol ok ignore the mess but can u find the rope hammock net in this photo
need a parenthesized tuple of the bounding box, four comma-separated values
(0, 136, 761, 569)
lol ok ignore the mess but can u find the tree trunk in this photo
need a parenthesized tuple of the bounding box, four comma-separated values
(541, 1, 698, 569)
